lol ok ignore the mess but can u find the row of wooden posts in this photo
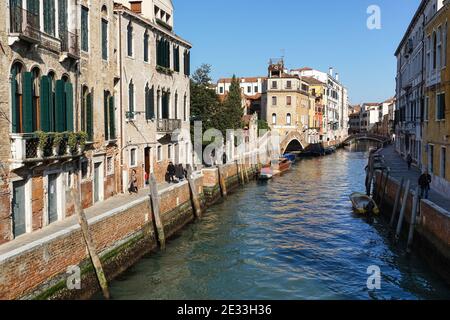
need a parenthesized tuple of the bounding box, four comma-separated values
(70, 158, 261, 299)
(367, 152, 421, 256)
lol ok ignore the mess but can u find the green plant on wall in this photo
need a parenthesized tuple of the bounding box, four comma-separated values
(77, 131, 88, 148)
(67, 132, 78, 152)
(53, 132, 65, 148)
(36, 131, 50, 151)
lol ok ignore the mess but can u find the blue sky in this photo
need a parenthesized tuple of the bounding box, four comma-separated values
(173, 0, 420, 104)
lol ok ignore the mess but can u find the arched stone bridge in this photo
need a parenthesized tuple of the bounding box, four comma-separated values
(280, 130, 309, 154)
(344, 133, 391, 145)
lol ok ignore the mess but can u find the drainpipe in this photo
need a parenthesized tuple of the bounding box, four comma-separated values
(119, 12, 124, 194)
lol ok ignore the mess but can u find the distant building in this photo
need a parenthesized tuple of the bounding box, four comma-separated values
(394, 0, 444, 167)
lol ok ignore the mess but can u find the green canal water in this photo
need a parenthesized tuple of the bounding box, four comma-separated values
(99, 142, 450, 300)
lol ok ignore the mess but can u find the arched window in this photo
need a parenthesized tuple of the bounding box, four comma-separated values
(184, 50, 190, 76)
(161, 90, 170, 119)
(128, 80, 134, 119)
(127, 22, 133, 57)
(104, 90, 115, 140)
(286, 113, 291, 126)
(144, 30, 149, 62)
(145, 83, 155, 120)
(31, 67, 41, 131)
(81, 86, 93, 140)
(10, 62, 24, 133)
(437, 27, 442, 70)
(272, 113, 277, 125)
(173, 45, 180, 72)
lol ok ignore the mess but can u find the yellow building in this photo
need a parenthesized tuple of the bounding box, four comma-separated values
(303, 77, 327, 139)
(261, 60, 311, 138)
(423, 3, 450, 195)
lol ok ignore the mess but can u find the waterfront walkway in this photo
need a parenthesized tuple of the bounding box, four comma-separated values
(379, 145, 450, 213)
(0, 180, 178, 258)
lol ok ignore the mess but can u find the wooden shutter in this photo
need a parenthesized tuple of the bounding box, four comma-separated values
(104, 92, 109, 140)
(65, 82, 73, 132)
(58, 0, 67, 37)
(11, 69, 18, 133)
(86, 92, 93, 140)
(40, 76, 51, 132)
(109, 96, 115, 139)
(22, 72, 33, 133)
(55, 80, 65, 132)
(102, 19, 108, 60)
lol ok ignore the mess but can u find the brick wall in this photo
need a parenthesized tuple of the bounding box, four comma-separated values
(0, 175, 204, 300)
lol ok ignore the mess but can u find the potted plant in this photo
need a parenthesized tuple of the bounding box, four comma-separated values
(67, 132, 78, 154)
(53, 132, 65, 156)
(77, 131, 88, 153)
(35, 131, 49, 158)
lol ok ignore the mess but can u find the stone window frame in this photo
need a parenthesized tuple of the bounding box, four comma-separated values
(130, 148, 137, 168)
(106, 156, 114, 176)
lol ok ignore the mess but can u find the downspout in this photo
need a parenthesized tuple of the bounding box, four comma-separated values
(119, 12, 124, 194)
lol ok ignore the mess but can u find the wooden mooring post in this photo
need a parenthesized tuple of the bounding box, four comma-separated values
(407, 186, 421, 253)
(390, 177, 405, 228)
(149, 173, 166, 250)
(395, 179, 411, 241)
(218, 165, 227, 197)
(70, 189, 111, 300)
(243, 158, 249, 183)
(379, 170, 390, 209)
(187, 164, 202, 219)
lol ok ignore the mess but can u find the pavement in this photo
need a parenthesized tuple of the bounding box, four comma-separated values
(379, 145, 450, 213)
(0, 180, 182, 258)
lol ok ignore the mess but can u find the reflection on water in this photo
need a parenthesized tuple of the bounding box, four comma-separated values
(100, 141, 450, 300)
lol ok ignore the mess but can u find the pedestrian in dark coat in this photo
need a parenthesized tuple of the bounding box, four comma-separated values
(166, 162, 176, 183)
(418, 170, 432, 199)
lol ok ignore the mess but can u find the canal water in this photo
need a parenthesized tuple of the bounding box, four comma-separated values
(101, 142, 450, 300)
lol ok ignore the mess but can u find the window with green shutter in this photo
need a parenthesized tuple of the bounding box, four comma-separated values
(22, 72, 33, 133)
(43, 0, 55, 36)
(58, 0, 67, 38)
(81, 6, 89, 52)
(104, 91, 109, 140)
(128, 81, 134, 119)
(86, 92, 93, 141)
(109, 96, 115, 139)
(10, 64, 22, 133)
(65, 82, 73, 132)
(101, 19, 108, 60)
(144, 31, 149, 62)
(145, 85, 155, 120)
(40, 76, 51, 132)
(127, 23, 133, 56)
(55, 80, 65, 132)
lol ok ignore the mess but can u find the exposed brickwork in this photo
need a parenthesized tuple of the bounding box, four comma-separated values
(81, 182, 93, 210)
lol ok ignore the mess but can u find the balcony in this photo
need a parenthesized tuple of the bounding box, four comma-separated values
(9, 6, 41, 46)
(60, 30, 80, 61)
(156, 119, 182, 133)
(10, 132, 86, 170)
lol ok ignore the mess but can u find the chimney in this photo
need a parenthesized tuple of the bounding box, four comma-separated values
(129, 1, 142, 14)
(335, 73, 339, 81)
(329, 67, 333, 77)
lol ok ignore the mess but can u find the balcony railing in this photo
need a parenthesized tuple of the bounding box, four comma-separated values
(60, 30, 80, 58)
(156, 119, 182, 133)
(10, 133, 85, 170)
(9, 6, 41, 43)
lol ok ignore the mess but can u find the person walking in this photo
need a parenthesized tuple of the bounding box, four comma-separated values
(406, 153, 413, 170)
(418, 170, 432, 199)
(166, 162, 176, 183)
(175, 164, 185, 182)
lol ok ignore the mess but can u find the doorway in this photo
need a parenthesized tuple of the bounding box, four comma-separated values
(12, 180, 26, 237)
(144, 147, 151, 186)
(94, 162, 101, 203)
(48, 173, 59, 224)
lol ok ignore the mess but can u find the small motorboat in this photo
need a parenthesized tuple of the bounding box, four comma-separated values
(259, 158, 292, 180)
(258, 167, 273, 180)
(282, 153, 296, 164)
(349, 192, 380, 215)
